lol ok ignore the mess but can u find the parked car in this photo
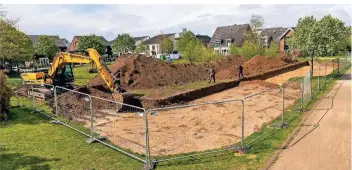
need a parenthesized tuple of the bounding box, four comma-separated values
(169, 51, 181, 59)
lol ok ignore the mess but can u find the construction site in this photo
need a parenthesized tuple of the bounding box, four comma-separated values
(18, 53, 334, 157)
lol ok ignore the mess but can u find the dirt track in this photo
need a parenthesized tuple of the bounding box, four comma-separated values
(269, 71, 351, 170)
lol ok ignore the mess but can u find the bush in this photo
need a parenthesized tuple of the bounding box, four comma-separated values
(229, 44, 241, 56)
(240, 40, 264, 59)
(0, 70, 12, 121)
(183, 39, 203, 62)
(199, 48, 221, 62)
(265, 41, 280, 58)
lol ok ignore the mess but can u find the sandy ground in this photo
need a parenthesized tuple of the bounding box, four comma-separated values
(269, 72, 351, 170)
(93, 82, 301, 156)
(265, 63, 334, 85)
(83, 63, 327, 156)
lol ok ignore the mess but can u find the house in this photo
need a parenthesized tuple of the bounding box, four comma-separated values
(61, 38, 70, 48)
(195, 34, 211, 47)
(68, 35, 112, 56)
(28, 35, 68, 52)
(143, 33, 177, 56)
(279, 27, 294, 52)
(208, 24, 251, 55)
(133, 36, 150, 46)
(258, 27, 294, 52)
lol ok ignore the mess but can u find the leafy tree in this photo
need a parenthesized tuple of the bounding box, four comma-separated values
(229, 44, 241, 56)
(176, 28, 196, 53)
(244, 14, 264, 43)
(135, 42, 146, 53)
(182, 39, 203, 62)
(0, 6, 33, 63)
(160, 36, 173, 54)
(314, 15, 347, 56)
(111, 33, 135, 54)
(200, 47, 220, 62)
(76, 34, 106, 54)
(289, 15, 347, 57)
(34, 35, 58, 60)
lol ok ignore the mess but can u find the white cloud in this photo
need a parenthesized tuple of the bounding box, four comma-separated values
(2, 4, 351, 41)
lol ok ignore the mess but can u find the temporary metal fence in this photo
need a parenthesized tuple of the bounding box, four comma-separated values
(10, 56, 351, 169)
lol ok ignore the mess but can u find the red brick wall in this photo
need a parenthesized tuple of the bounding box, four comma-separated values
(279, 30, 293, 52)
(68, 37, 79, 51)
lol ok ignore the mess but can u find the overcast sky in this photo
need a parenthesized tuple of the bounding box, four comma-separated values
(3, 4, 351, 41)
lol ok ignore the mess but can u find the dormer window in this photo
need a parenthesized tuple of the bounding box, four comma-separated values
(216, 41, 221, 47)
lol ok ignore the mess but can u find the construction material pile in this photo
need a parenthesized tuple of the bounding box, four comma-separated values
(88, 54, 245, 89)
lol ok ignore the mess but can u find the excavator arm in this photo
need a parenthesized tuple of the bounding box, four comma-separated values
(21, 48, 120, 92)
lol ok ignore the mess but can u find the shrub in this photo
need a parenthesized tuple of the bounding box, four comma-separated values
(0, 70, 12, 121)
(229, 44, 241, 56)
(199, 48, 221, 62)
(265, 41, 280, 58)
(240, 40, 264, 59)
(183, 39, 203, 62)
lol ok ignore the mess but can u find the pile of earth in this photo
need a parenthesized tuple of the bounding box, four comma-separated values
(88, 54, 245, 89)
(54, 87, 117, 121)
(217, 55, 288, 79)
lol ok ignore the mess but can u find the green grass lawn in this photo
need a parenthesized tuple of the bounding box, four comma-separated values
(1, 64, 349, 170)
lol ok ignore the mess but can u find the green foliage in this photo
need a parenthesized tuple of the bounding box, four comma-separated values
(160, 37, 173, 54)
(182, 39, 203, 62)
(289, 15, 347, 57)
(111, 33, 135, 53)
(199, 47, 221, 62)
(135, 42, 146, 53)
(265, 41, 280, 58)
(76, 34, 106, 54)
(0, 20, 33, 62)
(240, 40, 264, 59)
(228, 44, 240, 56)
(0, 71, 12, 121)
(34, 35, 58, 60)
(176, 28, 196, 53)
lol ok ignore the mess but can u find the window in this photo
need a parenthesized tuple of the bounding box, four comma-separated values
(152, 45, 155, 50)
(260, 37, 268, 48)
(226, 39, 232, 47)
(215, 41, 221, 47)
(147, 46, 150, 50)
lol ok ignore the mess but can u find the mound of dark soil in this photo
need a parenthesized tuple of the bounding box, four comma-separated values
(88, 54, 245, 89)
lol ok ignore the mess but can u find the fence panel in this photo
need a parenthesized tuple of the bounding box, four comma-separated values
(145, 99, 244, 164)
(90, 95, 147, 162)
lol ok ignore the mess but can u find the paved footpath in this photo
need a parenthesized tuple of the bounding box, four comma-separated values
(269, 71, 351, 170)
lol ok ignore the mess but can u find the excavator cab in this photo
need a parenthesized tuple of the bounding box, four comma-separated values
(53, 64, 74, 87)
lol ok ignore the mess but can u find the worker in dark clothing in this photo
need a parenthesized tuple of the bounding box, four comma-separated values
(114, 69, 122, 93)
(208, 66, 216, 83)
(238, 65, 244, 80)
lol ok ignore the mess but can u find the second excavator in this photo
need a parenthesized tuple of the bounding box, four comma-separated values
(20, 48, 136, 108)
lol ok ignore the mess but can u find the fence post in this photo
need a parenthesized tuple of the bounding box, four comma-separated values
(318, 65, 320, 91)
(310, 70, 312, 100)
(324, 63, 327, 85)
(241, 100, 245, 149)
(301, 77, 304, 111)
(54, 86, 58, 115)
(144, 110, 154, 169)
(337, 58, 340, 75)
(30, 82, 36, 113)
(89, 95, 94, 140)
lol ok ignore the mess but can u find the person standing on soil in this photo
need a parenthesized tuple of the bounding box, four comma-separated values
(208, 66, 216, 83)
(114, 69, 122, 92)
(238, 65, 244, 80)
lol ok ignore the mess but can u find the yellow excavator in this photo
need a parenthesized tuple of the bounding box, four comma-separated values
(20, 48, 134, 106)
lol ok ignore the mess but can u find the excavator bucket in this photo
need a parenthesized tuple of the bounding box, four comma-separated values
(112, 92, 143, 112)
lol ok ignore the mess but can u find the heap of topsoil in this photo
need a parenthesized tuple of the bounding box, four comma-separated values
(88, 54, 245, 89)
